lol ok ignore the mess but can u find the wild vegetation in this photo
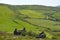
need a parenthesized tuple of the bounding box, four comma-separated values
(0, 3, 60, 40)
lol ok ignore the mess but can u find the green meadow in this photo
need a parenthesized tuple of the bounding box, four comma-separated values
(0, 4, 60, 40)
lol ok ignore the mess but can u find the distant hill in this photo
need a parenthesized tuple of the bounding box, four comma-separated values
(56, 5, 60, 8)
(0, 3, 60, 40)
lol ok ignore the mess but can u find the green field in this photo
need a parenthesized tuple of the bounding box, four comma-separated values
(19, 10, 45, 18)
(0, 4, 60, 40)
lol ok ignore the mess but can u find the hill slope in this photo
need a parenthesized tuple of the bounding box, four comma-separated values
(0, 3, 60, 40)
(0, 4, 45, 33)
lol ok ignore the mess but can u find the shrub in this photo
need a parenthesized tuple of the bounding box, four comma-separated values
(27, 31, 36, 37)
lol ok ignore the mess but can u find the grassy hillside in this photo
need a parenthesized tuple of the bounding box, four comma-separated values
(0, 5, 16, 32)
(0, 5, 39, 33)
(0, 3, 60, 40)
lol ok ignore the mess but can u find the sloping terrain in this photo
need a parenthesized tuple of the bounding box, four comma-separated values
(0, 3, 60, 40)
(0, 5, 40, 33)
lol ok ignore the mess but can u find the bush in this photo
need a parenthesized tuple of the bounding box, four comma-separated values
(27, 31, 36, 37)
(21, 32, 27, 36)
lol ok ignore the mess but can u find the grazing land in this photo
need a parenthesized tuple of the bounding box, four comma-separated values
(0, 3, 60, 40)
